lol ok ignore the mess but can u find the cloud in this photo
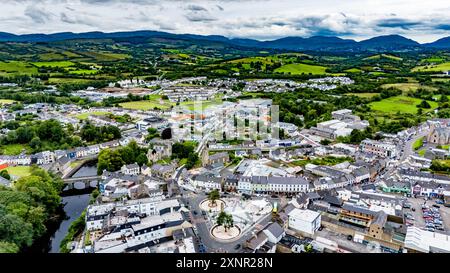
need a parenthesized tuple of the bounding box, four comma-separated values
(24, 5, 52, 24)
(0, 0, 449, 42)
(376, 18, 421, 30)
(185, 4, 208, 12)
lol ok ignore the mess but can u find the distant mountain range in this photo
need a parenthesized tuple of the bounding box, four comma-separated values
(0, 30, 449, 52)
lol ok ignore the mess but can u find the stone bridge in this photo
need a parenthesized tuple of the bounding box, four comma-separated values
(62, 175, 102, 191)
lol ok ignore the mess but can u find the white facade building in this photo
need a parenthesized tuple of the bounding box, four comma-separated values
(288, 208, 321, 235)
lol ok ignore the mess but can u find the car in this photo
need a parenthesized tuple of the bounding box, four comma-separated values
(436, 200, 444, 205)
(193, 211, 198, 215)
(234, 244, 241, 250)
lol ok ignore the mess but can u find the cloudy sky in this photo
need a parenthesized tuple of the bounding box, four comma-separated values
(1, 0, 450, 42)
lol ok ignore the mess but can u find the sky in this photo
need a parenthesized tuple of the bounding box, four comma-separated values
(1, 0, 450, 43)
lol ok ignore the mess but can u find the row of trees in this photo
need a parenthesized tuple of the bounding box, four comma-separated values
(80, 122, 121, 144)
(0, 119, 83, 153)
(97, 141, 148, 174)
(0, 167, 63, 253)
(171, 141, 199, 169)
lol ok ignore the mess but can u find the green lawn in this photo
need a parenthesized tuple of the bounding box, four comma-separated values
(418, 149, 426, 157)
(5, 166, 32, 178)
(412, 62, 450, 72)
(413, 137, 424, 150)
(369, 96, 438, 114)
(74, 111, 110, 120)
(0, 61, 38, 75)
(275, 63, 327, 75)
(0, 144, 31, 155)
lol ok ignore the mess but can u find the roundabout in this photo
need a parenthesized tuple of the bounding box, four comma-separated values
(199, 199, 225, 213)
(210, 225, 241, 241)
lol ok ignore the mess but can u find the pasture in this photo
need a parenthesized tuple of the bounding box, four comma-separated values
(274, 63, 327, 75)
(369, 95, 438, 114)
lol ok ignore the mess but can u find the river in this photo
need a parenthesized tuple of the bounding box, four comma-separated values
(48, 161, 98, 253)
(48, 194, 91, 253)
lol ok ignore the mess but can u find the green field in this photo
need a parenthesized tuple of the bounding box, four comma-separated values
(119, 100, 174, 111)
(31, 61, 75, 67)
(68, 69, 98, 75)
(412, 62, 450, 72)
(0, 99, 16, 104)
(381, 83, 437, 93)
(47, 78, 99, 84)
(0, 61, 38, 75)
(346, 93, 378, 98)
(74, 111, 110, 120)
(5, 166, 32, 178)
(275, 63, 327, 75)
(369, 95, 438, 114)
(364, 54, 403, 61)
(0, 144, 31, 156)
(345, 68, 362, 73)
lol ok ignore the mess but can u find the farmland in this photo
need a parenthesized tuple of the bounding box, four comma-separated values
(369, 95, 438, 114)
(0, 61, 38, 75)
(412, 62, 450, 72)
(274, 63, 327, 75)
(119, 100, 174, 111)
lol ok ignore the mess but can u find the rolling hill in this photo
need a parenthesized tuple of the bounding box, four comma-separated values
(0, 30, 449, 52)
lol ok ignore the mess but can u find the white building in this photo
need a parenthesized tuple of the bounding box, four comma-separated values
(404, 227, 450, 253)
(121, 163, 140, 176)
(360, 139, 397, 158)
(288, 208, 321, 235)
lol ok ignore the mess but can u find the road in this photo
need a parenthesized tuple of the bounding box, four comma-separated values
(178, 187, 283, 253)
(400, 128, 430, 162)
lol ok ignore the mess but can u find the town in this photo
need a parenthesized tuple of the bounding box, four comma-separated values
(1, 74, 450, 254)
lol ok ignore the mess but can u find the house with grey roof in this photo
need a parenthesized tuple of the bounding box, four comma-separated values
(121, 163, 140, 176)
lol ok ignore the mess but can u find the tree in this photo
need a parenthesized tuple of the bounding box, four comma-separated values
(417, 100, 431, 109)
(216, 211, 234, 232)
(0, 241, 19, 253)
(0, 205, 34, 248)
(0, 170, 10, 180)
(29, 137, 41, 150)
(320, 139, 331, 146)
(136, 153, 148, 166)
(208, 189, 220, 207)
(97, 149, 125, 175)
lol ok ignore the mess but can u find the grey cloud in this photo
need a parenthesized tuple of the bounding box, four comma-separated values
(186, 4, 208, 11)
(24, 6, 52, 24)
(376, 18, 420, 30)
